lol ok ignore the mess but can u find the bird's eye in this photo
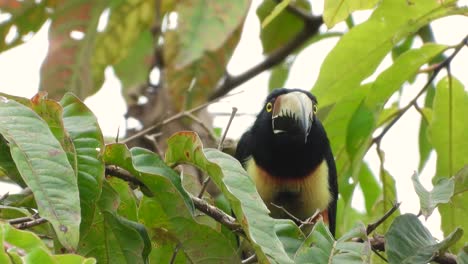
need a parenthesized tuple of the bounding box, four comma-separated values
(313, 104, 318, 114)
(266, 102, 273, 112)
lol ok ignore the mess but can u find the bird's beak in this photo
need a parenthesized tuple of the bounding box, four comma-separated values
(272, 91, 314, 141)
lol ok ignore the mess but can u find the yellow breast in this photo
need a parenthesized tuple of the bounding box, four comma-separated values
(246, 159, 331, 220)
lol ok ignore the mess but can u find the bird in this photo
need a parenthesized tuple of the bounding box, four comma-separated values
(235, 88, 338, 236)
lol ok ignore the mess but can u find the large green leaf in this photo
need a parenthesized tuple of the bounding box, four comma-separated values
(358, 163, 381, 214)
(165, 131, 296, 264)
(164, 24, 243, 110)
(418, 84, 435, 172)
(0, 98, 80, 250)
(172, 0, 250, 67)
(0, 0, 48, 52)
(323, 0, 379, 28)
(40, 1, 107, 99)
(0, 135, 25, 186)
(429, 77, 468, 251)
(295, 220, 371, 263)
(78, 181, 149, 263)
(411, 173, 454, 219)
(113, 31, 153, 97)
(386, 214, 463, 264)
(459, 245, 468, 264)
(0, 223, 96, 264)
(313, 0, 459, 108)
(104, 144, 238, 263)
(257, 0, 311, 54)
(92, 0, 155, 91)
(60, 93, 105, 236)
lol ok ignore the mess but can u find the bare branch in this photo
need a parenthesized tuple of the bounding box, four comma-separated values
(209, 15, 323, 100)
(367, 202, 401, 235)
(15, 218, 48, 229)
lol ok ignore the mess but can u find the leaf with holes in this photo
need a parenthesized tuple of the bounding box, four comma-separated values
(0, 99, 80, 250)
(92, 0, 155, 92)
(164, 24, 242, 110)
(0, 0, 49, 52)
(40, 2, 107, 99)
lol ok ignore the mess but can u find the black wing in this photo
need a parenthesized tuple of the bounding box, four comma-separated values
(235, 130, 253, 166)
(325, 144, 338, 237)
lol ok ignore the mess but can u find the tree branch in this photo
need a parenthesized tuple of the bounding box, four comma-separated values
(209, 14, 323, 100)
(373, 34, 468, 145)
(105, 166, 242, 234)
(366, 202, 401, 235)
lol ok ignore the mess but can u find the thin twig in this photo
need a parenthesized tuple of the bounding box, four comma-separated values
(122, 91, 242, 144)
(366, 202, 401, 235)
(217, 107, 238, 151)
(0, 192, 9, 202)
(16, 218, 48, 229)
(198, 107, 238, 198)
(241, 254, 257, 264)
(105, 166, 144, 187)
(169, 243, 181, 264)
(192, 196, 242, 233)
(105, 166, 242, 234)
(372, 34, 468, 145)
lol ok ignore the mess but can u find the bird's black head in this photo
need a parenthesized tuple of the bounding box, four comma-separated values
(250, 88, 327, 178)
(255, 88, 318, 144)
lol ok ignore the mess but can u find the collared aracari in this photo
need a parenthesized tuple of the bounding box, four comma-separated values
(235, 88, 338, 236)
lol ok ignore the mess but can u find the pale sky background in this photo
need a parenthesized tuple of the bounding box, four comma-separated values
(1, 0, 467, 239)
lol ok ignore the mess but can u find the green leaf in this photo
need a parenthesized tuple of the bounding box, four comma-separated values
(458, 245, 468, 264)
(40, 2, 107, 99)
(92, 0, 155, 91)
(172, 0, 250, 67)
(454, 165, 468, 195)
(0, 135, 25, 187)
(429, 77, 468, 251)
(411, 173, 454, 219)
(261, 0, 292, 28)
(418, 84, 435, 172)
(107, 177, 138, 221)
(295, 220, 371, 263)
(0, 98, 80, 250)
(346, 102, 375, 158)
(0, 1, 48, 52)
(313, 0, 458, 108)
(0, 223, 96, 263)
(374, 167, 399, 234)
(29, 93, 78, 175)
(164, 24, 242, 110)
(165, 131, 295, 264)
(365, 44, 447, 109)
(104, 144, 238, 263)
(269, 61, 291, 91)
(78, 181, 148, 263)
(429, 77, 468, 179)
(113, 31, 153, 96)
(358, 163, 381, 214)
(386, 214, 463, 264)
(323, 0, 379, 28)
(60, 93, 105, 236)
(257, 0, 311, 54)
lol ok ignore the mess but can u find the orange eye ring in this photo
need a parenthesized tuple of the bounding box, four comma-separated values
(266, 102, 273, 112)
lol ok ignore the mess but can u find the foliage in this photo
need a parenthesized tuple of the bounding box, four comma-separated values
(0, 0, 468, 263)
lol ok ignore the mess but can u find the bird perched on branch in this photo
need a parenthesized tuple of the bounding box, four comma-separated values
(235, 88, 338, 236)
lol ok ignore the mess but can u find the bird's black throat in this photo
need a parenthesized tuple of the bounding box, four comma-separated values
(250, 116, 329, 180)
